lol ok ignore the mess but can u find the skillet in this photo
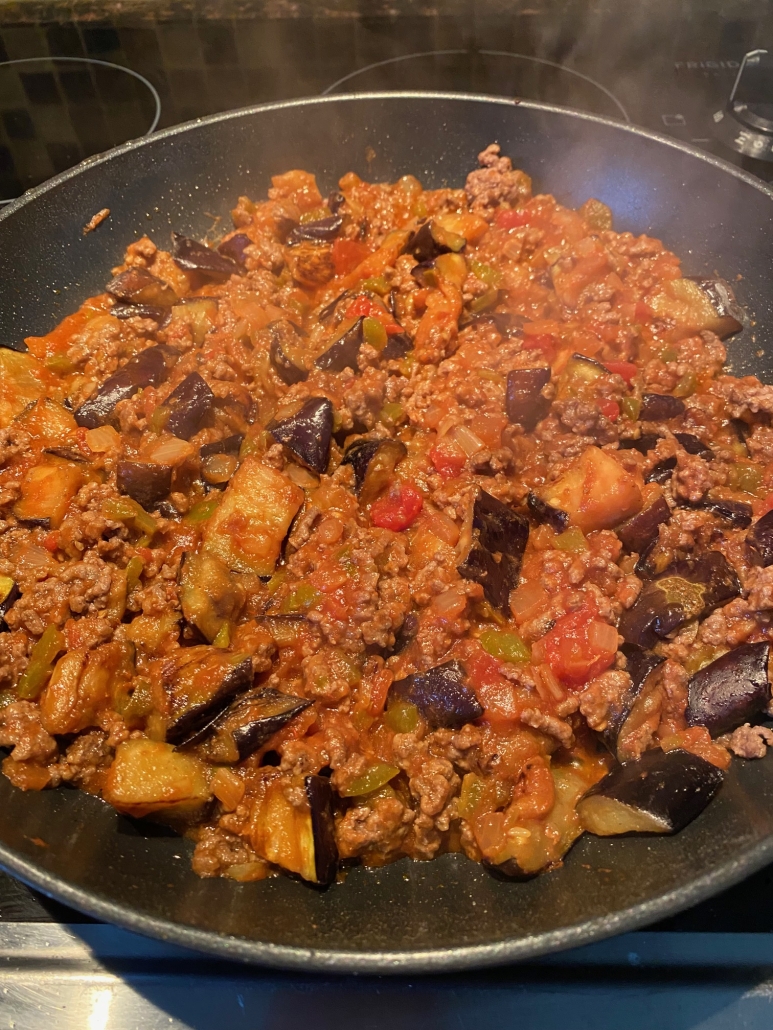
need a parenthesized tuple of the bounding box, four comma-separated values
(0, 93, 772, 973)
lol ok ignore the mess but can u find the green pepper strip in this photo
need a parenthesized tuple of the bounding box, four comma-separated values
(17, 624, 65, 699)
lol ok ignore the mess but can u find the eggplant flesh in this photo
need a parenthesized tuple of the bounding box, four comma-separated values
(526, 492, 570, 533)
(315, 317, 364, 373)
(619, 551, 741, 648)
(617, 495, 671, 554)
(578, 748, 724, 836)
(269, 320, 309, 386)
(603, 643, 665, 760)
(686, 641, 771, 737)
(106, 267, 179, 308)
(164, 646, 253, 746)
(342, 438, 407, 503)
(640, 394, 686, 421)
(179, 550, 246, 644)
(171, 232, 242, 278)
(746, 510, 773, 568)
(163, 372, 216, 440)
(0, 576, 19, 632)
(268, 397, 334, 475)
(388, 659, 484, 730)
(202, 686, 311, 760)
(686, 277, 745, 339)
(117, 461, 173, 511)
(74, 345, 174, 429)
(505, 368, 551, 429)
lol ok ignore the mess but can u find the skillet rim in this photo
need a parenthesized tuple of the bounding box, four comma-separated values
(0, 91, 772, 973)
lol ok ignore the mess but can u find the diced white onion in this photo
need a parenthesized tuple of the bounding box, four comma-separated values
(145, 436, 195, 465)
(451, 424, 486, 457)
(588, 620, 619, 655)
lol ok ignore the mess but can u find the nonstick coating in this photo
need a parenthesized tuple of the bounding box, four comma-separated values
(1, 94, 772, 973)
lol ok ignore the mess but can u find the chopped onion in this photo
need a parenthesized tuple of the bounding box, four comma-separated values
(472, 811, 506, 859)
(589, 620, 620, 655)
(285, 464, 319, 489)
(85, 425, 120, 453)
(530, 638, 546, 665)
(451, 424, 486, 457)
(432, 587, 467, 618)
(535, 663, 564, 701)
(202, 453, 238, 485)
(423, 508, 460, 546)
(144, 436, 195, 465)
(18, 545, 53, 574)
(510, 582, 549, 620)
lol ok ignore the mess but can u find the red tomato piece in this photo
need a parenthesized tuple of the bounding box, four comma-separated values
(634, 300, 653, 322)
(495, 208, 530, 230)
(344, 295, 402, 334)
(540, 608, 618, 688)
(429, 442, 466, 479)
(370, 482, 424, 531)
(597, 398, 620, 421)
(603, 360, 637, 384)
(523, 333, 558, 360)
(42, 531, 59, 553)
(331, 238, 370, 277)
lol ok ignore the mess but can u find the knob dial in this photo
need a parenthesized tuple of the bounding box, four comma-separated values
(713, 49, 773, 162)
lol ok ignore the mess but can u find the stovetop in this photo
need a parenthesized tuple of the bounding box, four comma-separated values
(1, 2, 773, 1025)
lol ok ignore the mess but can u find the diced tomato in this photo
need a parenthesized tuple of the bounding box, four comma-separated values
(370, 482, 424, 531)
(331, 238, 370, 277)
(344, 295, 402, 334)
(495, 208, 530, 230)
(42, 531, 59, 553)
(603, 360, 637, 384)
(597, 398, 620, 421)
(539, 608, 618, 687)
(523, 333, 558, 361)
(634, 300, 653, 322)
(430, 441, 466, 479)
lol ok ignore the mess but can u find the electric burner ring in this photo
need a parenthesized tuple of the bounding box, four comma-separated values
(0, 56, 162, 206)
(321, 49, 630, 124)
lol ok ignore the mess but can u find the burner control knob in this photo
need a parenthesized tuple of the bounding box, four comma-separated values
(713, 49, 773, 162)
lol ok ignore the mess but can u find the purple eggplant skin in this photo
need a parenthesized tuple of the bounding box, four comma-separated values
(410, 260, 438, 288)
(747, 510, 773, 568)
(44, 446, 88, 464)
(268, 321, 309, 386)
(690, 498, 753, 528)
(380, 332, 414, 362)
(106, 267, 179, 308)
(505, 368, 551, 429)
(117, 461, 173, 511)
(578, 748, 724, 836)
(164, 372, 216, 440)
(640, 393, 686, 421)
(686, 642, 771, 737)
(327, 191, 346, 214)
(171, 232, 242, 279)
(217, 233, 252, 267)
(458, 544, 521, 614)
(200, 434, 243, 461)
(318, 291, 350, 323)
(166, 649, 254, 747)
(617, 495, 671, 554)
(618, 433, 660, 454)
(473, 490, 529, 560)
(111, 303, 171, 326)
(268, 397, 334, 475)
(342, 438, 407, 501)
(685, 277, 745, 339)
(619, 551, 741, 648)
(674, 433, 714, 460)
(74, 345, 175, 429)
(200, 686, 312, 760)
(389, 611, 418, 657)
(645, 457, 677, 485)
(315, 317, 364, 373)
(405, 220, 464, 263)
(287, 215, 343, 244)
(0, 578, 20, 632)
(459, 491, 529, 613)
(305, 774, 339, 887)
(389, 660, 484, 730)
(602, 643, 665, 758)
(526, 492, 570, 534)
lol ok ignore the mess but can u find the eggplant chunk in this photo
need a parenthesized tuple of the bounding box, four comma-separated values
(104, 739, 212, 820)
(200, 434, 243, 460)
(686, 642, 771, 737)
(342, 438, 407, 503)
(640, 394, 686, 421)
(251, 775, 338, 885)
(674, 433, 714, 460)
(0, 575, 20, 632)
(748, 510, 773, 568)
(315, 317, 364, 373)
(75, 345, 174, 429)
(106, 268, 178, 308)
(619, 551, 741, 648)
(505, 368, 551, 429)
(14, 460, 85, 529)
(179, 550, 246, 644)
(217, 233, 252, 266)
(117, 461, 173, 511)
(163, 372, 216, 440)
(268, 320, 309, 386)
(618, 433, 661, 454)
(388, 660, 483, 730)
(691, 498, 752, 528)
(202, 687, 312, 761)
(526, 492, 570, 533)
(458, 545, 521, 614)
(617, 495, 671, 554)
(458, 490, 529, 613)
(578, 748, 724, 836)
(603, 643, 665, 760)
(645, 457, 677, 485)
(405, 220, 465, 263)
(380, 332, 413, 361)
(268, 397, 333, 475)
(162, 645, 253, 746)
(473, 490, 529, 558)
(112, 303, 171, 325)
(171, 232, 242, 278)
(287, 215, 343, 244)
(685, 277, 745, 339)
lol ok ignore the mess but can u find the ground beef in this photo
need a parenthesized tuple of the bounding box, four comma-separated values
(336, 795, 415, 861)
(578, 670, 631, 732)
(519, 707, 574, 747)
(0, 701, 57, 763)
(745, 567, 773, 612)
(464, 144, 532, 215)
(192, 826, 265, 878)
(720, 724, 773, 759)
(49, 730, 112, 789)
